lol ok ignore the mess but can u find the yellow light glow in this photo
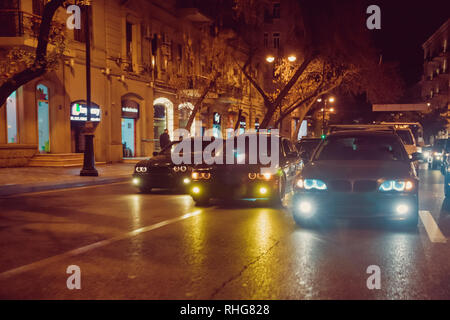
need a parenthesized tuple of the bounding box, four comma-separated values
(317, 98, 322, 102)
(328, 97, 335, 103)
(288, 55, 296, 62)
(329, 108, 335, 112)
(192, 172, 199, 180)
(183, 178, 191, 184)
(259, 187, 268, 195)
(132, 178, 140, 185)
(263, 173, 272, 180)
(192, 187, 200, 194)
(405, 181, 414, 191)
(266, 56, 275, 63)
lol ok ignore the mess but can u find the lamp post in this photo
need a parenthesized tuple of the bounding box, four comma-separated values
(266, 54, 297, 132)
(319, 96, 335, 136)
(80, 3, 98, 177)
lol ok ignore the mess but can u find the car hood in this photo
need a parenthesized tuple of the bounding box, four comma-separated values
(136, 154, 172, 167)
(302, 160, 414, 180)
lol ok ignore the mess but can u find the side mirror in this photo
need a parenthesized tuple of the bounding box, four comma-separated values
(410, 152, 423, 162)
(152, 151, 158, 157)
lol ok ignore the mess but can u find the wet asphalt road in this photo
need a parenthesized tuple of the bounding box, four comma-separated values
(1, 166, 450, 299)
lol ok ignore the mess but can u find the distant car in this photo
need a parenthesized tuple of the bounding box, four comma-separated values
(292, 130, 421, 228)
(429, 138, 447, 170)
(295, 138, 321, 163)
(132, 137, 220, 193)
(441, 141, 450, 196)
(189, 133, 301, 206)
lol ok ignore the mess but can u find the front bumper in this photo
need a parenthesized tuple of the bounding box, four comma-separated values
(132, 172, 191, 189)
(189, 179, 279, 200)
(292, 191, 418, 220)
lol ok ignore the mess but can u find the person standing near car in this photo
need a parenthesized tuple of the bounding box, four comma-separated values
(159, 129, 171, 150)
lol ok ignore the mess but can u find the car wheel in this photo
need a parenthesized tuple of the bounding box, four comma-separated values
(139, 186, 152, 193)
(193, 196, 210, 207)
(445, 179, 450, 197)
(271, 175, 285, 207)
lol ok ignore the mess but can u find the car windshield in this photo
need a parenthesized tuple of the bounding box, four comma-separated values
(434, 139, 446, 150)
(296, 140, 321, 154)
(396, 129, 414, 145)
(314, 134, 407, 161)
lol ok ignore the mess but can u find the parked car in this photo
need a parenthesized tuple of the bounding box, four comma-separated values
(189, 133, 302, 206)
(132, 137, 221, 193)
(292, 130, 421, 228)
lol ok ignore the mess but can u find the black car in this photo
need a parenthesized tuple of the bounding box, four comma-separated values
(189, 133, 301, 206)
(132, 137, 219, 193)
(441, 141, 450, 197)
(292, 130, 422, 228)
(295, 138, 321, 163)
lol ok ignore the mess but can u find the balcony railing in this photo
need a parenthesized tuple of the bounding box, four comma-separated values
(0, 10, 64, 40)
(0, 10, 41, 37)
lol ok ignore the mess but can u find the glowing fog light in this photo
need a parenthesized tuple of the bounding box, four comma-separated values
(298, 201, 314, 218)
(259, 187, 268, 195)
(396, 204, 409, 215)
(192, 186, 200, 194)
(132, 178, 140, 185)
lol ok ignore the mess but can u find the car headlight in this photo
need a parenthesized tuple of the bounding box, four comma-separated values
(257, 173, 272, 180)
(192, 172, 199, 180)
(180, 166, 187, 172)
(248, 173, 257, 180)
(173, 166, 180, 172)
(296, 179, 327, 190)
(135, 166, 147, 173)
(379, 180, 414, 192)
(192, 171, 211, 180)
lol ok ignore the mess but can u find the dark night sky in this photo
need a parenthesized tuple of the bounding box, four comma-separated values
(371, 0, 449, 86)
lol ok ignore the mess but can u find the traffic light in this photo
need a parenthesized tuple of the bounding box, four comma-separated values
(321, 134, 326, 139)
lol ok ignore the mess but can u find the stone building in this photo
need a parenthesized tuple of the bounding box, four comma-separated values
(0, 0, 264, 167)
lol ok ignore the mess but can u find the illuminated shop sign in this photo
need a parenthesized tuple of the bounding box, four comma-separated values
(122, 100, 140, 119)
(70, 102, 101, 122)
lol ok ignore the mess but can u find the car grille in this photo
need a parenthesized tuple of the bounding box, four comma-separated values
(149, 166, 171, 174)
(329, 180, 352, 192)
(328, 180, 378, 193)
(353, 180, 378, 192)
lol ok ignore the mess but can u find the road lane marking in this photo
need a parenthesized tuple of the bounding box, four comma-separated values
(419, 210, 447, 243)
(0, 210, 202, 280)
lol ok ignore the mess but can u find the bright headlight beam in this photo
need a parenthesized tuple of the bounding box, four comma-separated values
(304, 179, 327, 190)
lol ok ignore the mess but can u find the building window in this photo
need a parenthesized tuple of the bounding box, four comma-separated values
(273, 32, 280, 49)
(126, 22, 133, 70)
(264, 33, 268, 48)
(6, 91, 18, 143)
(74, 6, 91, 43)
(273, 3, 280, 19)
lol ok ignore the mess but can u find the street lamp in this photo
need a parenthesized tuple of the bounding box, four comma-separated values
(319, 96, 335, 135)
(288, 55, 297, 62)
(266, 56, 275, 63)
(80, 3, 98, 177)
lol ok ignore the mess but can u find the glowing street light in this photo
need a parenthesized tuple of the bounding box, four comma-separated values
(266, 56, 275, 63)
(288, 55, 297, 62)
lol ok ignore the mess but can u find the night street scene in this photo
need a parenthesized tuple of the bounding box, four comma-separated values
(0, 0, 450, 309)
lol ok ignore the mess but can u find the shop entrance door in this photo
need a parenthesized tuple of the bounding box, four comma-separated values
(122, 118, 135, 157)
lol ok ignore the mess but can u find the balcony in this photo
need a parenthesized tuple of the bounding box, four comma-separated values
(0, 10, 64, 48)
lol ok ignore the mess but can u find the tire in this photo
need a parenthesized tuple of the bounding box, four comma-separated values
(139, 186, 152, 193)
(192, 196, 210, 207)
(270, 175, 286, 207)
(445, 179, 450, 198)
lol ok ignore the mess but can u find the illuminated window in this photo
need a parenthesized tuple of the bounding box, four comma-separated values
(6, 91, 17, 143)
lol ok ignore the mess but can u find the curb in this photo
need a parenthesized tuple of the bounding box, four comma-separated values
(0, 176, 131, 197)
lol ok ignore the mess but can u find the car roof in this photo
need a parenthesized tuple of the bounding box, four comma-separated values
(327, 130, 400, 138)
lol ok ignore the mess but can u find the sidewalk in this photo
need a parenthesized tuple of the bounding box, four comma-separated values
(0, 163, 135, 197)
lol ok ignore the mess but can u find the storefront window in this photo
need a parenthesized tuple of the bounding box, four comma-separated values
(6, 91, 17, 143)
(37, 84, 50, 153)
